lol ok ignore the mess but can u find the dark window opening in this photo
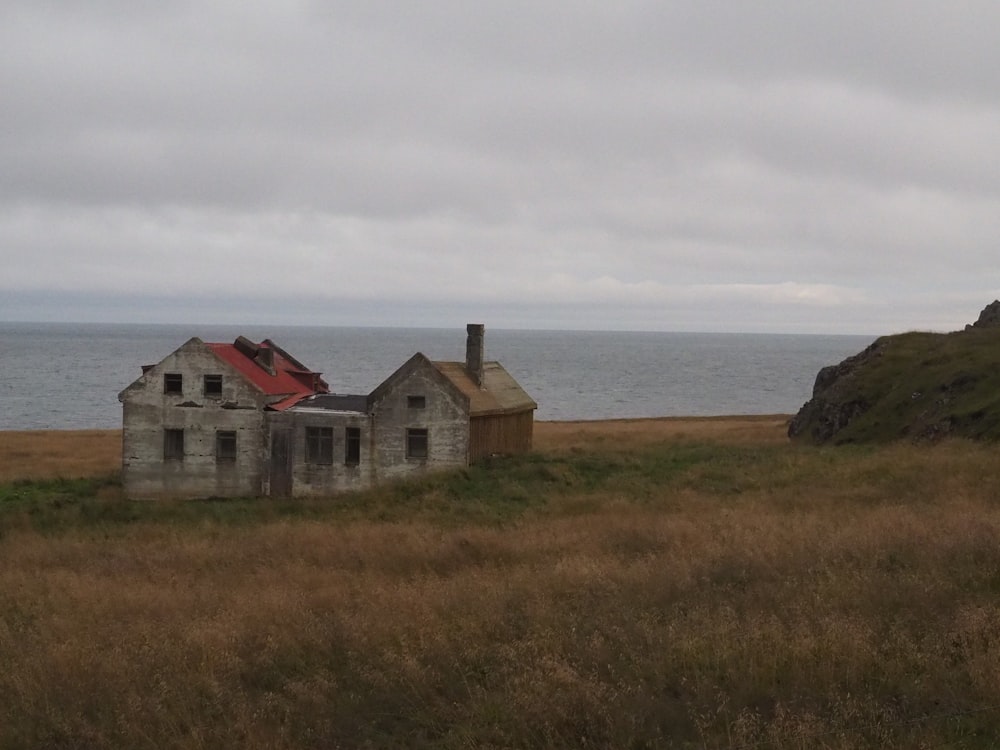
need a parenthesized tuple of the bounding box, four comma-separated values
(204, 374, 223, 396)
(216, 430, 237, 463)
(164, 373, 183, 394)
(164, 429, 184, 461)
(407, 395, 426, 409)
(306, 426, 334, 465)
(406, 428, 428, 459)
(345, 427, 361, 465)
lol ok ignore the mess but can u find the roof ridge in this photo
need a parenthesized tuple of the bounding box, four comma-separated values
(206, 338, 328, 401)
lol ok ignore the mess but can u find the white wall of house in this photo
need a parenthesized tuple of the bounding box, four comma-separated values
(370, 361, 470, 482)
(281, 411, 375, 496)
(120, 335, 532, 500)
(121, 339, 268, 500)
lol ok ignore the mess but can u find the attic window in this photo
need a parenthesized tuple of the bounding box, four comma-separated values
(164, 373, 183, 394)
(407, 395, 426, 409)
(406, 428, 428, 459)
(204, 374, 223, 397)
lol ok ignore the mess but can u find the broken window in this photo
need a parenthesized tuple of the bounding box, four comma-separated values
(164, 373, 183, 394)
(204, 374, 223, 397)
(407, 395, 426, 409)
(164, 428, 184, 461)
(406, 428, 428, 459)
(305, 426, 334, 465)
(216, 430, 237, 463)
(345, 427, 361, 465)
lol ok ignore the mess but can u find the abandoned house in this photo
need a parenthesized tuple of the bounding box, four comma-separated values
(118, 324, 536, 499)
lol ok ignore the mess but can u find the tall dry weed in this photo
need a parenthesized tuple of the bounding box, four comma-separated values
(4, 426, 1000, 746)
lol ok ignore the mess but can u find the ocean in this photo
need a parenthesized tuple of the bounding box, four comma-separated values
(0, 322, 873, 430)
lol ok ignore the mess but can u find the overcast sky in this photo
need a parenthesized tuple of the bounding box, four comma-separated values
(2, 2, 998, 334)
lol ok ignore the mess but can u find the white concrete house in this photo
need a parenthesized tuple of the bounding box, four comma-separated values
(118, 325, 536, 499)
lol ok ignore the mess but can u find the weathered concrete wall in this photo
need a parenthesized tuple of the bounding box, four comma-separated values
(121, 333, 535, 500)
(283, 411, 375, 496)
(121, 339, 268, 499)
(370, 361, 469, 480)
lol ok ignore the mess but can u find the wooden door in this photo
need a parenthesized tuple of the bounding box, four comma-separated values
(269, 427, 292, 497)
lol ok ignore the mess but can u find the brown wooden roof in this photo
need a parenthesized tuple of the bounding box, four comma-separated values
(431, 361, 537, 417)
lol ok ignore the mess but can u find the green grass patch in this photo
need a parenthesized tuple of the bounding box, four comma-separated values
(2, 438, 977, 536)
(1, 444, 743, 533)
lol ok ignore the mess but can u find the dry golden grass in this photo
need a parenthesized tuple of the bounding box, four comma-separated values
(5, 484, 1000, 748)
(4, 421, 1000, 748)
(533, 414, 791, 452)
(0, 429, 121, 482)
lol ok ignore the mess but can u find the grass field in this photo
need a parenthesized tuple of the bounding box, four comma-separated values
(3, 418, 1000, 748)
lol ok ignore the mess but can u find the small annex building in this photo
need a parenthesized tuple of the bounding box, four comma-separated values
(118, 325, 536, 499)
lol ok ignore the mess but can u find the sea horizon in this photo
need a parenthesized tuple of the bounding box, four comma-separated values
(0, 317, 892, 338)
(1, 321, 875, 430)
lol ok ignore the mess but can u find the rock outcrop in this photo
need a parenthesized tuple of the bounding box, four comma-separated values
(787, 340, 883, 442)
(789, 306, 1000, 444)
(966, 299, 1000, 329)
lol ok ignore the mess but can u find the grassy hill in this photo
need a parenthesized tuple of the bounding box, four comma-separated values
(789, 325, 1000, 444)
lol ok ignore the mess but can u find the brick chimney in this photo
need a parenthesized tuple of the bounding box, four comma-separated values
(466, 323, 485, 386)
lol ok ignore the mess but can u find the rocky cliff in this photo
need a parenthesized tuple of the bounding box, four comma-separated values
(966, 299, 1000, 329)
(789, 302, 1000, 444)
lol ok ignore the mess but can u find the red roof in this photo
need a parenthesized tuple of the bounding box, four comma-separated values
(207, 339, 328, 410)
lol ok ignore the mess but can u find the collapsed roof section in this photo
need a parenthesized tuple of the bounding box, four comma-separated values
(207, 337, 329, 410)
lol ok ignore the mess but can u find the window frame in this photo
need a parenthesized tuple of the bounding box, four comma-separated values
(305, 426, 334, 465)
(163, 373, 183, 394)
(406, 428, 429, 460)
(163, 428, 185, 461)
(407, 395, 426, 409)
(204, 374, 223, 397)
(216, 430, 237, 463)
(345, 427, 361, 466)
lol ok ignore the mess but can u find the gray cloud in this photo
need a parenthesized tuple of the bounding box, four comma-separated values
(2, 1, 999, 333)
